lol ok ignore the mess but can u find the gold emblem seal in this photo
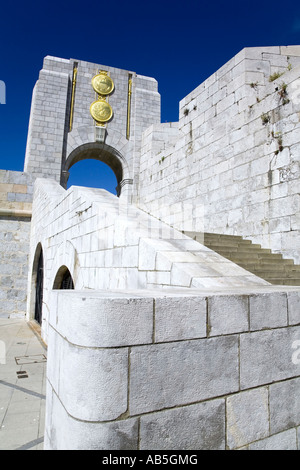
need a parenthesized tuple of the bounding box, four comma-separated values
(91, 72, 114, 96)
(90, 99, 113, 123)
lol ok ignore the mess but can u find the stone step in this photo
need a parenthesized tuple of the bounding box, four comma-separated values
(204, 232, 244, 241)
(204, 236, 251, 244)
(204, 237, 251, 245)
(209, 246, 272, 255)
(267, 279, 300, 286)
(205, 241, 260, 250)
(228, 252, 284, 261)
(234, 266, 293, 277)
(252, 269, 300, 277)
(230, 257, 293, 266)
(184, 231, 244, 242)
(184, 231, 300, 287)
(246, 262, 300, 272)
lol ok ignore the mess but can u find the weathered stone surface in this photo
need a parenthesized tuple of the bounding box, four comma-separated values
(208, 294, 248, 336)
(139, 399, 225, 450)
(249, 292, 288, 330)
(269, 377, 300, 434)
(129, 336, 239, 414)
(45, 384, 139, 450)
(47, 326, 129, 422)
(288, 291, 300, 325)
(0, 187, 31, 317)
(240, 326, 300, 389)
(226, 387, 269, 449)
(154, 296, 207, 342)
(52, 291, 154, 347)
(248, 429, 298, 450)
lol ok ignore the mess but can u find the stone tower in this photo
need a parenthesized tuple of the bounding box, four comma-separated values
(24, 56, 161, 201)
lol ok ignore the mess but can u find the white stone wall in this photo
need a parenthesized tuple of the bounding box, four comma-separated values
(44, 288, 300, 450)
(28, 178, 268, 343)
(137, 46, 300, 263)
(23, 58, 70, 181)
(0, 171, 33, 318)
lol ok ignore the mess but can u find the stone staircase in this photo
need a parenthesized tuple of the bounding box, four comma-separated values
(183, 232, 300, 286)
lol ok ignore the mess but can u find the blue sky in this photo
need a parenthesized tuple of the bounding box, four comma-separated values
(0, 0, 300, 193)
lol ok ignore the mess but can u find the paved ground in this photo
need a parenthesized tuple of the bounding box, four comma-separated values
(0, 318, 47, 450)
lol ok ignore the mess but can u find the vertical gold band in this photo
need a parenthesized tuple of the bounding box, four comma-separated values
(126, 75, 132, 140)
(69, 64, 78, 132)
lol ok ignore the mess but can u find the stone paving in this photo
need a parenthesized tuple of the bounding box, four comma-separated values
(0, 318, 46, 450)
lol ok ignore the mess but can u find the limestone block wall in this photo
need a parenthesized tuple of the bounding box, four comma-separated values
(23, 58, 70, 182)
(0, 170, 33, 317)
(45, 288, 300, 450)
(137, 46, 300, 263)
(28, 179, 268, 343)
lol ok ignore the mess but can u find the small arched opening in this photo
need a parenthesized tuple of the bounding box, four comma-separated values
(53, 266, 75, 290)
(62, 142, 127, 197)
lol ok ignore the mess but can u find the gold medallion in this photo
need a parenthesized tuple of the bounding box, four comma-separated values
(91, 72, 114, 96)
(90, 99, 113, 123)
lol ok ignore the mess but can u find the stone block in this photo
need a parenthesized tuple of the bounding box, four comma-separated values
(139, 399, 225, 450)
(248, 429, 297, 450)
(129, 335, 239, 414)
(249, 292, 288, 330)
(280, 45, 300, 57)
(155, 251, 202, 271)
(52, 291, 154, 347)
(138, 238, 174, 271)
(146, 270, 170, 285)
(269, 377, 300, 434)
(226, 387, 269, 449)
(208, 294, 249, 336)
(154, 296, 207, 342)
(47, 326, 129, 422)
(171, 262, 225, 288)
(287, 291, 300, 325)
(269, 216, 291, 233)
(240, 326, 300, 389)
(7, 289, 26, 302)
(45, 386, 139, 450)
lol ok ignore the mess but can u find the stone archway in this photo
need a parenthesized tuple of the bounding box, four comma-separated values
(62, 141, 132, 198)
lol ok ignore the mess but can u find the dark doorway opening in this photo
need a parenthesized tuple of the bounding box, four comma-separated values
(34, 250, 44, 325)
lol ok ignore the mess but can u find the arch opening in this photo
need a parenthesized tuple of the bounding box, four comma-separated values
(66, 159, 118, 195)
(53, 266, 75, 290)
(63, 142, 127, 196)
(30, 243, 44, 325)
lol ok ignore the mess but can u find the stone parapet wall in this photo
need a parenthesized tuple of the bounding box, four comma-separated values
(0, 171, 33, 318)
(138, 46, 300, 263)
(44, 288, 300, 450)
